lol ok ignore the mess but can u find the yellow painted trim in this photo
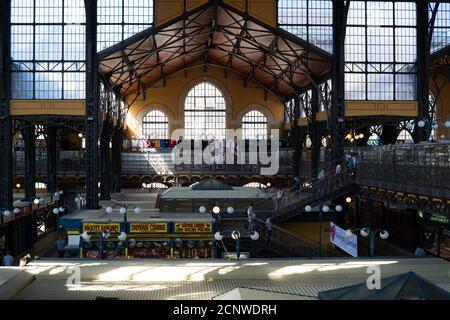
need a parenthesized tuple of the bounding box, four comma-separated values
(345, 101, 418, 117)
(186, 0, 208, 11)
(224, 0, 246, 11)
(247, 0, 277, 27)
(316, 111, 327, 121)
(10, 100, 85, 116)
(67, 231, 80, 235)
(154, 0, 184, 27)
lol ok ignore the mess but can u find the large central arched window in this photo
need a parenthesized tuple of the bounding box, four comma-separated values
(242, 110, 268, 139)
(184, 82, 226, 139)
(142, 110, 168, 139)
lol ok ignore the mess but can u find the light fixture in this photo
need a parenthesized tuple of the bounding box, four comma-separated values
(417, 120, 425, 128)
(199, 206, 206, 214)
(227, 207, 234, 214)
(441, 135, 446, 139)
(13, 208, 20, 214)
(3, 210, 11, 217)
(33, 199, 40, 205)
(305, 205, 312, 212)
(266, 182, 271, 187)
(213, 206, 220, 214)
(406, 122, 414, 130)
(119, 207, 127, 215)
(142, 182, 147, 188)
(16, 183, 21, 188)
(250, 231, 259, 241)
(345, 229, 354, 238)
(335, 205, 343, 212)
(432, 123, 439, 130)
(78, 133, 83, 138)
(59, 207, 65, 212)
(360, 228, 369, 237)
(75, 197, 80, 203)
(359, 133, 364, 139)
(345, 197, 352, 203)
(380, 230, 389, 240)
(445, 120, 450, 128)
(214, 232, 223, 241)
(59, 190, 64, 195)
(105, 206, 113, 214)
(53, 208, 60, 215)
(81, 232, 91, 242)
(134, 207, 141, 214)
(322, 205, 330, 213)
(118, 232, 127, 242)
(231, 230, 240, 240)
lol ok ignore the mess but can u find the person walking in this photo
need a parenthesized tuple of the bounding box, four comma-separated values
(247, 204, 255, 232)
(335, 163, 342, 186)
(275, 188, 284, 211)
(294, 175, 301, 190)
(56, 236, 66, 258)
(266, 215, 273, 242)
(2, 251, 14, 266)
(415, 246, 426, 257)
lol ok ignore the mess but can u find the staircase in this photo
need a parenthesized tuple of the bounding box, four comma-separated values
(270, 169, 359, 223)
(220, 218, 344, 258)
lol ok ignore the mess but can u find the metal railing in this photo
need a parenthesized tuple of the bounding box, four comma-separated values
(355, 143, 450, 199)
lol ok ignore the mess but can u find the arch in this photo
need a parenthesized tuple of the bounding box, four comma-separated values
(367, 132, 382, 146)
(237, 104, 274, 139)
(180, 80, 229, 140)
(142, 110, 169, 139)
(134, 103, 174, 139)
(396, 130, 414, 144)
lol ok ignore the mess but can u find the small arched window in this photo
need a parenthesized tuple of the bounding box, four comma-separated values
(397, 130, 414, 144)
(142, 110, 169, 139)
(242, 110, 268, 139)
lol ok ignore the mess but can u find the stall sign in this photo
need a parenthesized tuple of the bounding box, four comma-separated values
(223, 252, 250, 260)
(83, 223, 120, 233)
(130, 223, 168, 233)
(428, 213, 450, 225)
(175, 222, 213, 233)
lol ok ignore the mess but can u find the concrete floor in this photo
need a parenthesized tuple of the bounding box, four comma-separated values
(1, 257, 449, 300)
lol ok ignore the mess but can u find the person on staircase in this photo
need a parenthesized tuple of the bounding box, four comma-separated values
(265, 215, 273, 243)
(275, 188, 284, 211)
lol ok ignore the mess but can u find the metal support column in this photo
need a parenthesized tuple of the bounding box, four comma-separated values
(85, 0, 100, 209)
(311, 83, 321, 176)
(0, 0, 13, 210)
(415, 0, 431, 142)
(100, 120, 112, 200)
(23, 125, 36, 201)
(111, 125, 123, 193)
(293, 95, 302, 177)
(331, 0, 347, 166)
(46, 126, 57, 195)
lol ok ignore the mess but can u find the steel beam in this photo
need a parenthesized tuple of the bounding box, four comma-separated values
(23, 125, 36, 201)
(330, 0, 347, 167)
(46, 126, 57, 195)
(293, 94, 302, 177)
(111, 125, 123, 193)
(311, 82, 320, 176)
(0, 0, 13, 210)
(100, 120, 112, 200)
(415, 0, 431, 142)
(85, 0, 99, 209)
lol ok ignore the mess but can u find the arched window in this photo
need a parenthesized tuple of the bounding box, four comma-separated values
(142, 110, 169, 139)
(397, 130, 414, 144)
(184, 82, 226, 139)
(367, 132, 381, 146)
(242, 110, 268, 139)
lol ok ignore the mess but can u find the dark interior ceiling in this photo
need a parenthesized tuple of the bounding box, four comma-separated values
(98, 3, 332, 102)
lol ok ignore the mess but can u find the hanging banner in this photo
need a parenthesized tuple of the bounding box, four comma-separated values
(129, 223, 168, 233)
(330, 222, 358, 257)
(174, 222, 213, 233)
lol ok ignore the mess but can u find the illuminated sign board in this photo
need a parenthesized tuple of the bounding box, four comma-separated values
(174, 222, 213, 233)
(83, 223, 120, 233)
(428, 214, 450, 225)
(129, 223, 168, 233)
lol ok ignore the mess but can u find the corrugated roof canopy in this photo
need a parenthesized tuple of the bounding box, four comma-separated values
(98, 2, 332, 101)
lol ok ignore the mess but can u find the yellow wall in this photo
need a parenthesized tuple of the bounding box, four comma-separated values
(125, 65, 285, 138)
(279, 221, 331, 249)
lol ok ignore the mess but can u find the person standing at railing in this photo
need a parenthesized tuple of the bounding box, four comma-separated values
(247, 204, 255, 232)
(318, 169, 326, 195)
(265, 215, 272, 243)
(275, 188, 284, 211)
(335, 164, 342, 186)
(294, 175, 301, 190)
